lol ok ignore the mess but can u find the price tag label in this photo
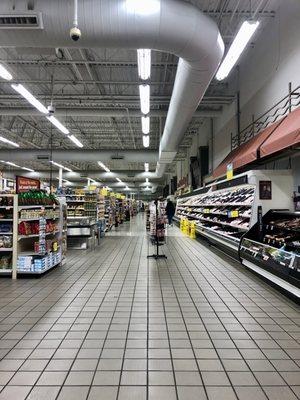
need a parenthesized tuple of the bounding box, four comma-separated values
(204, 209, 210, 214)
(232, 210, 239, 218)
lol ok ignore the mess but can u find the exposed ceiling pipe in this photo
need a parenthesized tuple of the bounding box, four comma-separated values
(0, 108, 222, 118)
(0, 149, 158, 163)
(0, 0, 224, 178)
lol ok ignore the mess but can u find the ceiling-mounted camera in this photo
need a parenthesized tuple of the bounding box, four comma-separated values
(70, 26, 81, 42)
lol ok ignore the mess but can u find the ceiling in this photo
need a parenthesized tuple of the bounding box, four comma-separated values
(0, 0, 277, 182)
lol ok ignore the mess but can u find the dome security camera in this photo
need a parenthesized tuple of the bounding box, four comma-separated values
(70, 26, 81, 41)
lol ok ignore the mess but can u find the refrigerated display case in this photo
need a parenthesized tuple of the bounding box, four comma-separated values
(240, 210, 300, 299)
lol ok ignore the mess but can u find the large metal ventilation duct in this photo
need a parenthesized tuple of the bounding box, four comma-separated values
(0, 0, 224, 177)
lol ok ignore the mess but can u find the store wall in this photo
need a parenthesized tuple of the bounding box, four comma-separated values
(175, 118, 212, 188)
(212, 1, 300, 169)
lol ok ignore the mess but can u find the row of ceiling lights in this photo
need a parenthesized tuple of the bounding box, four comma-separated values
(0, 16, 260, 190)
(137, 49, 151, 148)
(98, 161, 131, 191)
(0, 66, 83, 149)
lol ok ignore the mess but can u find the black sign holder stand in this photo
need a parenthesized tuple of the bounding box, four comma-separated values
(147, 200, 167, 260)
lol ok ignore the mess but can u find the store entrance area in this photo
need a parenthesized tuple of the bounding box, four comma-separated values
(0, 216, 299, 400)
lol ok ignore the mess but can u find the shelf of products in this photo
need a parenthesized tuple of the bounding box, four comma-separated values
(0, 191, 64, 278)
(85, 192, 97, 218)
(0, 195, 18, 276)
(176, 170, 294, 255)
(16, 191, 63, 276)
(176, 184, 255, 250)
(240, 210, 300, 297)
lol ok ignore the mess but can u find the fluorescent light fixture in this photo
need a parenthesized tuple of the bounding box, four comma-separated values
(137, 49, 151, 80)
(0, 64, 12, 81)
(126, 0, 160, 15)
(146, 178, 149, 183)
(216, 20, 260, 81)
(0, 136, 19, 148)
(139, 84, 150, 114)
(56, 177, 71, 185)
(144, 162, 149, 172)
(68, 134, 83, 148)
(11, 83, 48, 114)
(1, 160, 34, 172)
(98, 161, 110, 172)
(22, 166, 35, 172)
(141, 116, 150, 134)
(5, 161, 18, 167)
(50, 161, 73, 172)
(47, 115, 69, 135)
(116, 178, 122, 183)
(143, 135, 150, 148)
(145, 186, 151, 191)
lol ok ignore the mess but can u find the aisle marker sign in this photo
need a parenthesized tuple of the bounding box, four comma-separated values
(227, 163, 233, 180)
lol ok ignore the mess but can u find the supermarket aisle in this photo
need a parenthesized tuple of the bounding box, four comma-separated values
(0, 217, 299, 400)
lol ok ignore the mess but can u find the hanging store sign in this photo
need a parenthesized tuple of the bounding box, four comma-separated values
(16, 176, 40, 193)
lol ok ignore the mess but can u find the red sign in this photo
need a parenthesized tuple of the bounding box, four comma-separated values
(16, 176, 40, 193)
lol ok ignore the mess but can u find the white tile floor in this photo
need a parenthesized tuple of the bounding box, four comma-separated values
(0, 215, 299, 399)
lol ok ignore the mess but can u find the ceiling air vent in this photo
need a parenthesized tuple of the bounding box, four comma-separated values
(0, 13, 43, 29)
(36, 155, 50, 161)
(111, 154, 124, 160)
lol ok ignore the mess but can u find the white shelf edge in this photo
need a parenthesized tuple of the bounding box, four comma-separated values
(18, 205, 57, 210)
(18, 231, 60, 240)
(19, 217, 59, 222)
(242, 259, 300, 299)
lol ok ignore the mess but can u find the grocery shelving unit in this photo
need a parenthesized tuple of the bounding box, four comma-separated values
(17, 199, 63, 276)
(175, 170, 294, 253)
(0, 192, 64, 279)
(0, 195, 18, 278)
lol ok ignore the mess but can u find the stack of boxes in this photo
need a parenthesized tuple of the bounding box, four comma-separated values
(17, 251, 61, 273)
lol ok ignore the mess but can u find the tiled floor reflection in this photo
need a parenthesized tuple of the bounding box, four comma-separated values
(0, 215, 298, 399)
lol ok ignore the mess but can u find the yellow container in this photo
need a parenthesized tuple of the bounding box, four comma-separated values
(180, 217, 184, 232)
(189, 221, 196, 239)
(183, 218, 190, 235)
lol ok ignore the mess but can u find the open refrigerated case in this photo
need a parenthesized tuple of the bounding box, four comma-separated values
(240, 210, 300, 300)
(175, 170, 294, 253)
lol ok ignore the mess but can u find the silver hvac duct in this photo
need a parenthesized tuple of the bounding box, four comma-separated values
(0, 0, 224, 177)
(0, 108, 222, 118)
(0, 149, 158, 163)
